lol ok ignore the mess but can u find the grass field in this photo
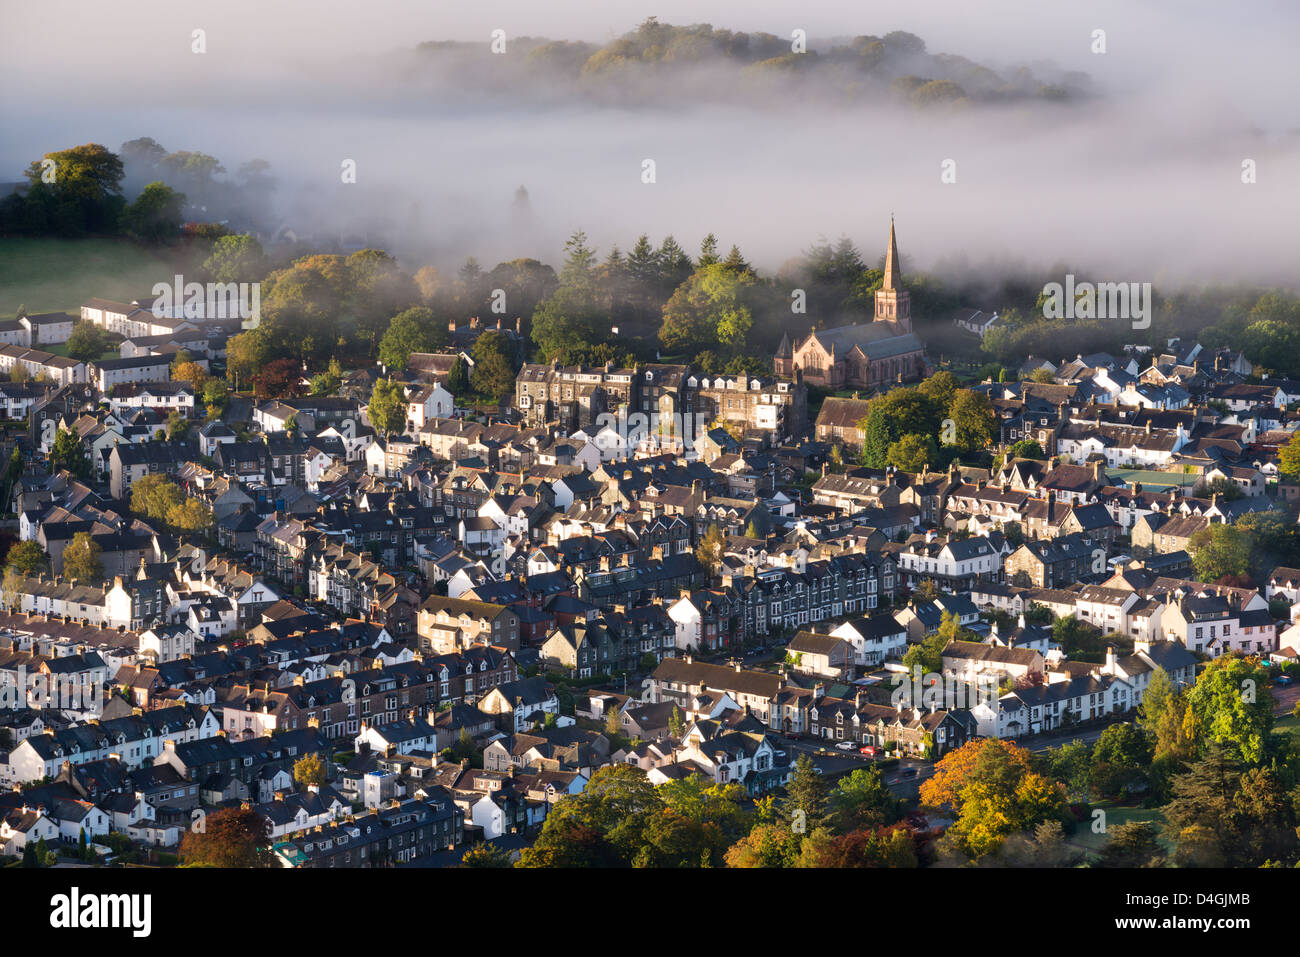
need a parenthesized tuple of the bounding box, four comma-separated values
(0, 237, 203, 319)
(1273, 713, 1300, 745)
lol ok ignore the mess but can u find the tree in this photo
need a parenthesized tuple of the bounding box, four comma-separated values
(1188, 524, 1252, 583)
(368, 379, 407, 436)
(202, 378, 230, 416)
(668, 705, 685, 738)
(203, 234, 265, 284)
(446, 356, 470, 396)
(461, 842, 514, 867)
(1007, 438, 1045, 460)
(65, 322, 108, 362)
(378, 306, 446, 370)
(252, 357, 304, 400)
(49, 427, 91, 479)
(121, 180, 186, 242)
(1185, 656, 1273, 763)
(132, 473, 185, 523)
(659, 262, 760, 356)
(310, 359, 343, 396)
(828, 765, 900, 832)
(22, 143, 125, 236)
(516, 765, 662, 867)
(886, 433, 936, 473)
(1279, 431, 1300, 484)
(859, 388, 942, 468)
(2, 567, 23, 612)
(61, 532, 103, 582)
(783, 754, 829, 830)
(946, 389, 997, 454)
(5, 540, 48, 576)
(171, 358, 208, 389)
(1097, 821, 1166, 868)
(1091, 722, 1153, 798)
(695, 524, 725, 573)
(1045, 738, 1093, 804)
(166, 410, 191, 441)
(470, 330, 517, 400)
(225, 327, 273, 389)
(168, 498, 214, 535)
(1194, 475, 1243, 502)
(723, 823, 801, 868)
(179, 807, 274, 867)
(293, 753, 327, 789)
(604, 704, 623, 738)
(921, 738, 1066, 859)
(902, 609, 968, 675)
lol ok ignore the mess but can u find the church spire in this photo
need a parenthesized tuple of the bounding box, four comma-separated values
(883, 216, 903, 291)
(874, 216, 911, 331)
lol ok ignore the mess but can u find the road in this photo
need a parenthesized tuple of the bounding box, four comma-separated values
(778, 737, 936, 798)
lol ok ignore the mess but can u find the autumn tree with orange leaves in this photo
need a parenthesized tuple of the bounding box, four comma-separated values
(920, 738, 1067, 859)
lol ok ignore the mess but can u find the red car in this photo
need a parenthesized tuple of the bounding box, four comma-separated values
(860, 745, 879, 756)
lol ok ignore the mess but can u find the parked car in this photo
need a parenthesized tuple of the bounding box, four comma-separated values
(835, 741, 856, 751)
(860, 745, 879, 756)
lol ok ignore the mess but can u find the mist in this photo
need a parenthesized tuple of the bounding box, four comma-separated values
(2, 0, 1298, 290)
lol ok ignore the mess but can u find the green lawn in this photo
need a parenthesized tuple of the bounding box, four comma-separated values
(1273, 713, 1300, 745)
(0, 237, 203, 319)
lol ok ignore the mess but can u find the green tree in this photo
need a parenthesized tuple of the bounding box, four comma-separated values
(1278, 431, 1300, 484)
(604, 705, 623, 738)
(203, 234, 265, 284)
(668, 705, 685, 738)
(49, 427, 91, 479)
(368, 379, 407, 436)
(783, 754, 830, 831)
(1187, 523, 1252, 582)
(859, 388, 942, 468)
(167, 498, 214, 534)
(378, 306, 446, 370)
(470, 330, 517, 400)
(446, 356, 470, 396)
(65, 322, 108, 362)
(5, 540, 48, 576)
(1007, 438, 1045, 460)
(885, 433, 936, 473)
(1098, 821, 1166, 868)
(131, 473, 185, 523)
(62, 532, 103, 582)
(946, 389, 997, 454)
(462, 842, 513, 867)
(828, 765, 900, 832)
(1185, 656, 1272, 763)
(120, 180, 186, 242)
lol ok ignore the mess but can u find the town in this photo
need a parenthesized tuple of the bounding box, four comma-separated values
(0, 206, 1296, 872)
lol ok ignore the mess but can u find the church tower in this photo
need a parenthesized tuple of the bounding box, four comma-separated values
(874, 217, 911, 332)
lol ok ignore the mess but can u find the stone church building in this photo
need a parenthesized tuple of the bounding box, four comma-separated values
(774, 219, 928, 390)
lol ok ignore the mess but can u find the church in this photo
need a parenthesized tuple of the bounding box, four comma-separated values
(774, 219, 928, 390)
